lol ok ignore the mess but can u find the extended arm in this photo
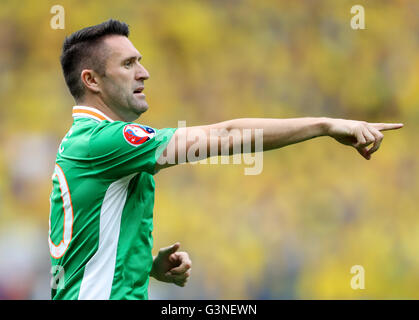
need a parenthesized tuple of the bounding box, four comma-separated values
(155, 117, 403, 171)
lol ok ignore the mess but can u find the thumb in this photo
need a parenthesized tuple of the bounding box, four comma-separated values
(159, 242, 180, 256)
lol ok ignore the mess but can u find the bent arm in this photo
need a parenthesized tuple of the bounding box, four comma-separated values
(155, 117, 329, 171)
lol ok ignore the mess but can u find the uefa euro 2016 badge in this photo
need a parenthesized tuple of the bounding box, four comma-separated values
(123, 124, 156, 146)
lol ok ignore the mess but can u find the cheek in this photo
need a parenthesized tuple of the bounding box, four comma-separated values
(102, 76, 128, 95)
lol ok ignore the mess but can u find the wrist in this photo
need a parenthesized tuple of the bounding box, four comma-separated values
(150, 256, 157, 278)
(319, 117, 332, 136)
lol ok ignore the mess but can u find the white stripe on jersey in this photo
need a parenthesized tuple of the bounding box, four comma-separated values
(78, 173, 137, 300)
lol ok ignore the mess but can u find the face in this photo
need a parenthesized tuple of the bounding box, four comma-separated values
(98, 35, 150, 121)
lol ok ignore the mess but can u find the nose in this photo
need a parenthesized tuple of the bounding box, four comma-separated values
(135, 63, 150, 81)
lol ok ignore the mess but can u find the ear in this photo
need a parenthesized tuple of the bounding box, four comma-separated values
(80, 69, 101, 94)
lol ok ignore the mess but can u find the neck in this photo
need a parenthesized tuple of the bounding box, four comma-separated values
(76, 95, 128, 122)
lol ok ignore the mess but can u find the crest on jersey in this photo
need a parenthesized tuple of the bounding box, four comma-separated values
(123, 124, 155, 146)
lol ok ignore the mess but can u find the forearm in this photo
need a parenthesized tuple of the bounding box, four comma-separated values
(156, 117, 330, 169)
(221, 117, 329, 152)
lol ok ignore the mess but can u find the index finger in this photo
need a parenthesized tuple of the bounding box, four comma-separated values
(369, 123, 404, 131)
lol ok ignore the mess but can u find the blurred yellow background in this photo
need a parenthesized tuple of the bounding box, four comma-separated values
(0, 0, 418, 299)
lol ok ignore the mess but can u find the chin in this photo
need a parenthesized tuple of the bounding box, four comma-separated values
(139, 103, 149, 113)
(133, 103, 149, 117)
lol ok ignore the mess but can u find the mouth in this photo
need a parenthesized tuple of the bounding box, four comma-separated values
(133, 87, 144, 95)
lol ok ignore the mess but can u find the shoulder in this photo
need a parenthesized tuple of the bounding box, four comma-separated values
(89, 121, 163, 155)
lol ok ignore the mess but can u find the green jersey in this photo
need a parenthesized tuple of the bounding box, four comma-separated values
(48, 106, 176, 300)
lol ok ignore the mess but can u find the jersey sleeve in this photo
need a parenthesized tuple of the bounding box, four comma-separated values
(88, 121, 177, 179)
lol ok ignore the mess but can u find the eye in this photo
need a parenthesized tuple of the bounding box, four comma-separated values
(124, 60, 133, 68)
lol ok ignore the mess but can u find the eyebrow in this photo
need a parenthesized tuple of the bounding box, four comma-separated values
(123, 55, 142, 63)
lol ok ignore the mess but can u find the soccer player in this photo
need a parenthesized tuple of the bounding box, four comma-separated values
(49, 19, 403, 300)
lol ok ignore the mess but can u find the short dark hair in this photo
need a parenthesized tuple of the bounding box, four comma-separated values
(60, 19, 130, 100)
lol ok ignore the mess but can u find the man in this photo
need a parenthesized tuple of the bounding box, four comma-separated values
(50, 19, 403, 300)
(50, 20, 191, 300)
